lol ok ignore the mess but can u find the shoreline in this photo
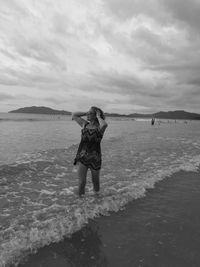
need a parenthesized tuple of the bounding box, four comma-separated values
(17, 167, 200, 267)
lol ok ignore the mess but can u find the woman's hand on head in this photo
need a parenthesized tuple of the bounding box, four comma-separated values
(91, 106, 105, 120)
(96, 109, 101, 118)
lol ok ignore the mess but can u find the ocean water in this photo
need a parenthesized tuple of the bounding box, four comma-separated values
(0, 113, 200, 266)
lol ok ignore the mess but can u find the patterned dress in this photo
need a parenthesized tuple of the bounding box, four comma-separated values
(74, 123, 103, 170)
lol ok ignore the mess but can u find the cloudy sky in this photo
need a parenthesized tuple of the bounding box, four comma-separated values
(0, 0, 200, 114)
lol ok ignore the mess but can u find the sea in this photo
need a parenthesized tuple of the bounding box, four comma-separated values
(0, 112, 200, 267)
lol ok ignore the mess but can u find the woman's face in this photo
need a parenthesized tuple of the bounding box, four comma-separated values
(86, 108, 96, 121)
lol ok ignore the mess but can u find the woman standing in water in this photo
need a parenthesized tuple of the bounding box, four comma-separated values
(72, 107, 108, 196)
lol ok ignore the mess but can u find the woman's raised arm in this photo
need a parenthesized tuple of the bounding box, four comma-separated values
(72, 112, 87, 127)
(96, 110, 108, 134)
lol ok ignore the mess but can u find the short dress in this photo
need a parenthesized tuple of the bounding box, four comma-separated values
(74, 123, 103, 170)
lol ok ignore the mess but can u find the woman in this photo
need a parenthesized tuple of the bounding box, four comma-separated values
(72, 106, 108, 196)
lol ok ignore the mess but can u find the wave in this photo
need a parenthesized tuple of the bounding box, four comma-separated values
(0, 113, 69, 123)
(1, 162, 200, 266)
(0, 118, 59, 122)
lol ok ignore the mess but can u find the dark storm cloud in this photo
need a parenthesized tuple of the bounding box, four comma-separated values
(160, 0, 200, 34)
(188, 78, 200, 86)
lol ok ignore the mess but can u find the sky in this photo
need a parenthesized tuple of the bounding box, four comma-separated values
(0, 0, 200, 114)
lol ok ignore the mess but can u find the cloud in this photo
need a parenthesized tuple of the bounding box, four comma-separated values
(160, 0, 200, 35)
(14, 39, 67, 70)
(88, 71, 145, 94)
(105, 0, 200, 37)
(0, 0, 200, 113)
(104, 0, 164, 21)
(0, 93, 14, 101)
(188, 78, 200, 86)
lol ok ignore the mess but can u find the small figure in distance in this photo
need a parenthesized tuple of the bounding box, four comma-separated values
(72, 106, 108, 197)
(151, 117, 155, 125)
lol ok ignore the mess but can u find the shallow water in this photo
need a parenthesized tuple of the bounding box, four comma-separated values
(0, 114, 200, 266)
(19, 169, 200, 267)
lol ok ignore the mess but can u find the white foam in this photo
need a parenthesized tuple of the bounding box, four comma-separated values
(55, 172, 66, 178)
(59, 187, 75, 196)
(39, 190, 56, 196)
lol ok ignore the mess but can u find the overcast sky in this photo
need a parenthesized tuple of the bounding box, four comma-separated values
(0, 0, 200, 114)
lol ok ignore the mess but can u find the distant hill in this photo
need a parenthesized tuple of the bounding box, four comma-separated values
(128, 110, 200, 120)
(153, 110, 200, 120)
(9, 106, 71, 115)
(9, 107, 200, 120)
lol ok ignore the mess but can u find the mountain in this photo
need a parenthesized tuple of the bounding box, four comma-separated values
(129, 110, 200, 120)
(9, 106, 71, 115)
(153, 110, 200, 120)
(9, 107, 200, 120)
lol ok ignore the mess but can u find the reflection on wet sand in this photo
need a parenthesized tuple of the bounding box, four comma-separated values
(19, 222, 108, 267)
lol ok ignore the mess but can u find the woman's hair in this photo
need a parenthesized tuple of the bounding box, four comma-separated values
(91, 106, 105, 120)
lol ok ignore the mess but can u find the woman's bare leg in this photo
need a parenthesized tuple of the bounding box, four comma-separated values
(91, 168, 100, 193)
(77, 162, 88, 196)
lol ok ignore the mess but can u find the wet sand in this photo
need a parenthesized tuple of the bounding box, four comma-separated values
(18, 168, 200, 267)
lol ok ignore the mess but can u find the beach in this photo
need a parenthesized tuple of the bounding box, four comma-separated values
(17, 168, 200, 267)
(1, 0, 200, 264)
(1, 113, 200, 266)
